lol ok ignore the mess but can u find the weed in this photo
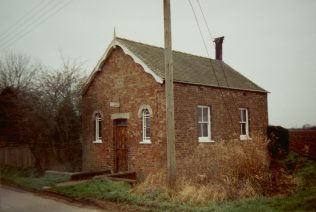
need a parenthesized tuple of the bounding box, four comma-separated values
(1, 149, 316, 211)
(135, 140, 272, 203)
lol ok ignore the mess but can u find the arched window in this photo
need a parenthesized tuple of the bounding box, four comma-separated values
(141, 109, 151, 143)
(94, 112, 102, 143)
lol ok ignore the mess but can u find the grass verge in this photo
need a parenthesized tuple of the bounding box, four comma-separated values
(51, 152, 316, 211)
(1, 152, 315, 211)
(0, 166, 69, 190)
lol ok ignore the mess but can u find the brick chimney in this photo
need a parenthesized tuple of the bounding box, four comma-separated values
(214, 36, 224, 60)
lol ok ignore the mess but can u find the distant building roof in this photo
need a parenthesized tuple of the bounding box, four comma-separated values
(83, 37, 267, 94)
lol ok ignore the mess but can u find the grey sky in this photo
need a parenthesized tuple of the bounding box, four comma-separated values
(0, 0, 315, 128)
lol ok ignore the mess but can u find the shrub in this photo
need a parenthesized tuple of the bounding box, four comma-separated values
(267, 125, 289, 159)
(135, 140, 272, 204)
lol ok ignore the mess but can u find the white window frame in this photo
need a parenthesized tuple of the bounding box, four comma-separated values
(239, 108, 251, 140)
(198, 105, 213, 143)
(140, 109, 151, 144)
(93, 113, 102, 143)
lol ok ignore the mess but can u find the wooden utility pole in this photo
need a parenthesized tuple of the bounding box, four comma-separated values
(163, 0, 176, 188)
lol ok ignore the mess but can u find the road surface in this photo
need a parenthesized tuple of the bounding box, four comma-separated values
(0, 185, 102, 212)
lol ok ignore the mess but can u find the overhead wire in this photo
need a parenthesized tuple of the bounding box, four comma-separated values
(196, 0, 232, 89)
(195, 0, 241, 125)
(0, 0, 61, 47)
(196, 0, 214, 45)
(0, 0, 73, 50)
(187, 0, 210, 57)
(0, 0, 48, 40)
(0, 0, 72, 49)
(187, 0, 239, 136)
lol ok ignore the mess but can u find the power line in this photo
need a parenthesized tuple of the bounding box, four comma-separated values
(196, 0, 214, 46)
(196, 0, 240, 114)
(195, 0, 229, 87)
(187, 0, 210, 56)
(0, 0, 71, 49)
(188, 0, 239, 136)
(0, 0, 72, 50)
(0, 0, 47, 40)
(0, 1, 60, 44)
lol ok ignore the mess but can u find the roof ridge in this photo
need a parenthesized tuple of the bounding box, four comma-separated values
(116, 36, 215, 61)
(114, 36, 267, 93)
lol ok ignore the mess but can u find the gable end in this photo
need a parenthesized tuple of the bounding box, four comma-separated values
(82, 38, 163, 95)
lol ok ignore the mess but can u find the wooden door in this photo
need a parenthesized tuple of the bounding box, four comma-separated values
(114, 119, 128, 172)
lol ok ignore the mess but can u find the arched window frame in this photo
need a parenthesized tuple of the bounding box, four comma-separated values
(138, 104, 153, 144)
(141, 109, 151, 143)
(93, 112, 103, 143)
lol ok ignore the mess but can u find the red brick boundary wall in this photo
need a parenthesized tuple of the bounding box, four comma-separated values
(289, 129, 316, 159)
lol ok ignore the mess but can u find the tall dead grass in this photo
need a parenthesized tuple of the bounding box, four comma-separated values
(134, 140, 272, 204)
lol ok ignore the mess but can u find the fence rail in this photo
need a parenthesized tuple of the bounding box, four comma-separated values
(0, 145, 35, 168)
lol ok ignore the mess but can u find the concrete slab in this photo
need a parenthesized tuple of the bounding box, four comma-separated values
(55, 180, 89, 187)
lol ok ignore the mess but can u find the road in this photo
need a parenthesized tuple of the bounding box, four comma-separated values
(0, 185, 102, 212)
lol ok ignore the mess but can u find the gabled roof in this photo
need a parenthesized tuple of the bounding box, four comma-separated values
(83, 37, 267, 94)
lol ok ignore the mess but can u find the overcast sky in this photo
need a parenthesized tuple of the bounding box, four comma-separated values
(0, 0, 315, 128)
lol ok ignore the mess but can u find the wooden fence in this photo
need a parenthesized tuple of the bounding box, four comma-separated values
(0, 145, 35, 168)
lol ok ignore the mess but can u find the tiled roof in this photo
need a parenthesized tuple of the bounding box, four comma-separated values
(116, 37, 267, 93)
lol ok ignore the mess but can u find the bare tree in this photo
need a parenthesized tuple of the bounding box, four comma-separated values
(0, 53, 85, 174)
(38, 60, 85, 171)
(0, 53, 39, 91)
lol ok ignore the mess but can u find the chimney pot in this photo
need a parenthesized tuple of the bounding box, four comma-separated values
(214, 36, 224, 60)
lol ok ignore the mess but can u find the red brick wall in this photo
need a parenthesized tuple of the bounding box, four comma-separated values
(82, 46, 269, 179)
(173, 83, 268, 173)
(82, 47, 167, 179)
(289, 130, 316, 159)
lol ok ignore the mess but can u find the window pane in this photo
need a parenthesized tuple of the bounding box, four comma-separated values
(146, 117, 150, 128)
(198, 123, 202, 137)
(198, 107, 202, 122)
(115, 119, 127, 126)
(202, 108, 208, 122)
(146, 117, 151, 138)
(202, 123, 208, 137)
(95, 113, 102, 140)
(143, 109, 149, 116)
(142, 109, 151, 139)
(240, 109, 246, 122)
(146, 127, 151, 138)
(241, 123, 246, 135)
(141, 118, 144, 137)
(98, 120, 102, 138)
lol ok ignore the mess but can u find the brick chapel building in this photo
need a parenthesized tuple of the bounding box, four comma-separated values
(81, 36, 268, 179)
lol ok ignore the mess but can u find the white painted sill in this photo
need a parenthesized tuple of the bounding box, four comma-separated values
(198, 137, 214, 143)
(240, 135, 252, 141)
(93, 140, 102, 144)
(139, 140, 151, 144)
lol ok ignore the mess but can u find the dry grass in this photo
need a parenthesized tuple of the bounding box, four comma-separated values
(134, 140, 273, 204)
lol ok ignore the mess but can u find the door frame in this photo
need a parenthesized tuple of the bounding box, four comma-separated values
(113, 118, 128, 173)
